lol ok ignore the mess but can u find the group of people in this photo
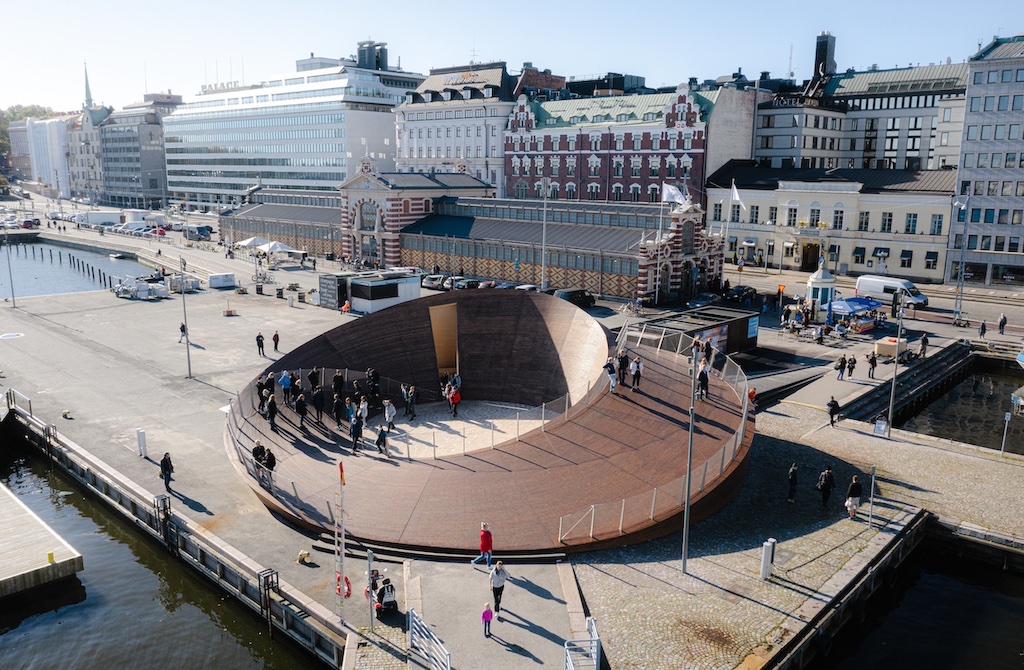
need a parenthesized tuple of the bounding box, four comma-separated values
(441, 371, 463, 417)
(471, 522, 512, 638)
(788, 464, 864, 519)
(251, 440, 277, 476)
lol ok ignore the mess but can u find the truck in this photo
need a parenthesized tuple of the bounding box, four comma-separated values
(73, 211, 122, 226)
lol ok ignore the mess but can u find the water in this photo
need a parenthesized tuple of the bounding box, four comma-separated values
(0, 446, 310, 670)
(900, 364, 1024, 454)
(0, 240, 151, 299)
(814, 540, 1024, 669)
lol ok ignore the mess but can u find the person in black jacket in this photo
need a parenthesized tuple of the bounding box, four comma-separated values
(845, 474, 863, 519)
(616, 349, 630, 387)
(817, 466, 836, 508)
(787, 463, 798, 503)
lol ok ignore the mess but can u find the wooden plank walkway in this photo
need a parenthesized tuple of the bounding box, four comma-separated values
(0, 483, 83, 598)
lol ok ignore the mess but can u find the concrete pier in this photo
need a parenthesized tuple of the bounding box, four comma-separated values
(0, 482, 83, 598)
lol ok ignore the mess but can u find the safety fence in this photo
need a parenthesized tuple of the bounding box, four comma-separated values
(564, 617, 601, 670)
(408, 608, 451, 670)
(558, 324, 750, 545)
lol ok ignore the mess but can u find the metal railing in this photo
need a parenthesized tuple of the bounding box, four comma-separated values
(564, 617, 601, 670)
(408, 608, 451, 670)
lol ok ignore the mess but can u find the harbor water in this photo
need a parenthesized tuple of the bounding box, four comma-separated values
(0, 239, 151, 298)
(0, 446, 309, 669)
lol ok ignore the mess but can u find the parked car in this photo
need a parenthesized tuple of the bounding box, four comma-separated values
(686, 292, 723, 310)
(21, 219, 41, 228)
(442, 275, 465, 291)
(493, 280, 520, 289)
(541, 287, 559, 295)
(421, 274, 448, 290)
(515, 284, 540, 292)
(453, 278, 481, 290)
(724, 285, 758, 305)
(553, 288, 596, 308)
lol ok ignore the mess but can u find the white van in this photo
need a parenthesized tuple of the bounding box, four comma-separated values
(855, 275, 928, 307)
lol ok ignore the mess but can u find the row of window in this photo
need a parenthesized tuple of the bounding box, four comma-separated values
(972, 69, 1024, 85)
(405, 146, 500, 159)
(400, 236, 640, 274)
(712, 204, 945, 235)
(167, 169, 345, 180)
(402, 108, 505, 121)
(964, 123, 1023, 141)
(167, 144, 345, 155)
(955, 233, 1024, 252)
(442, 201, 661, 229)
(961, 180, 1024, 197)
(165, 114, 346, 132)
(509, 134, 693, 153)
(174, 100, 346, 120)
(168, 179, 342, 191)
(167, 156, 346, 167)
(962, 152, 1024, 169)
(402, 126, 498, 139)
(967, 94, 1024, 112)
(166, 129, 345, 143)
(964, 208, 1024, 225)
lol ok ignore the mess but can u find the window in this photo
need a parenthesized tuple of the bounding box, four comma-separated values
(973, 72, 984, 85)
(925, 253, 938, 270)
(905, 213, 917, 234)
(940, 132, 949, 146)
(613, 161, 623, 177)
(930, 214, 943, 236)
(984, 96, 995, 112)
(966, 126, 979, 141)
(969, 97, 981, 113)
(768, 206, 778, 225)
(980, 125, 992, 140)
(1004, 181, 1014, 196)
(730, 204, 741, 223)
(858, 212, 870, 231)
(984, 209, 995, 224)
(612, 185, 623, 201)
(853, 248, 866, 264)
(943, 107, 952, 122)
(809, 208, 820, 226)
(749, 205, 759, 224)
(988, 71, 999, 84)
(989, 180, 1000, 196)
(998, 96, 1010, 111)
(786, 207, 797, 227)
(900, 251, 913, 268)
(881, 212, 893, 233)
(832, 210, 844, 230)
(712, 203, 722, 221)
(999, 209, 1009, 225)
(1011, 237, 1022, 253)
(981, 235, 992, 250)
(1014, 96, 1024, 111)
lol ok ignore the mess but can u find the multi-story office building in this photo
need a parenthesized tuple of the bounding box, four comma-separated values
(951, 34, 1024, 286)
(100, 92, 181, 210)
(395, 62, 564, 193)
(8, 122, 32, 180)
(708, 161, 954, 283)
(755, 32, 968, 171)
(164, 41, 424, 212)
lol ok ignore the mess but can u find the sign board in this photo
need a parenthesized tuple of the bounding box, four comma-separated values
(318, 275, 341, 311)
(873, 418, 888, 436)
(747, 316, 759, 339)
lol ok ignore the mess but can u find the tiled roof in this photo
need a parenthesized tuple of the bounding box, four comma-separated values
(416, 65, 509, 94)
(401, 214, 648, 255)
(822, 63, 968, 97)
(375, 173, 493, 190)
(708, 160, 956, 195)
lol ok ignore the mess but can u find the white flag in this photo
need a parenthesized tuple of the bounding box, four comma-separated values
(662, 183, 686, 205)
(731, 180, 747, 211)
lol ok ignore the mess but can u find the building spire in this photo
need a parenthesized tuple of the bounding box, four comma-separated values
(84, 61, 93, 108)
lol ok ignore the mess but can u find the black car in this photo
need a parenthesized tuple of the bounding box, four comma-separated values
(553, 288, 596, 308)
(724, 285, 758, 305)
(686, 292, 722, 310)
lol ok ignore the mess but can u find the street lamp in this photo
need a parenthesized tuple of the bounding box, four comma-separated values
(952, 195, 970, 325)
(885, 289, 905, 438)
(681, 352, 697, 573)
(180, 256, 193, 379)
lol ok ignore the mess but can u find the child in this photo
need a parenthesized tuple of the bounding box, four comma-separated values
(482, 603, 493, 637)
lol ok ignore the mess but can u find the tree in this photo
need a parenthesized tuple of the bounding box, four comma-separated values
(0, 105, 56, 157)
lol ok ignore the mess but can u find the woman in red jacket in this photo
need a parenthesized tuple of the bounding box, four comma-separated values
(471, 522, 492, 569)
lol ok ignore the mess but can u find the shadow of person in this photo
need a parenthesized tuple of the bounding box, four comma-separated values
(170, 489, 214, 515)
(486, 632, 543, 663)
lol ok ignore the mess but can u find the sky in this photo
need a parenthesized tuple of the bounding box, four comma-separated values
(3, 0, 1021, 112)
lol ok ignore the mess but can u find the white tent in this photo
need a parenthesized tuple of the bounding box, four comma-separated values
(235, 236, 271, 248)
(258, 241, 298, 254)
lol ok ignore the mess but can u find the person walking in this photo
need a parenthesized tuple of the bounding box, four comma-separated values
(178, 322, 187, 343)
(264, 448, 276, 473)
(471, 523, 493, 568)
(630, 356, 643, 392)
(998, 313, 1007, 336)
(826, 396, 841, 427)
(375, 425, 388, 456)
(978, 320, 987, 340)
(333, 393, 345, 430)
(159, 452, 174, 492)
(407, 386, 418, 421)
(603, 358, 618, 394)
(489, 561, 509, 614)
(401, 383, 411, 417)
(787, 463, 798, 503)
(919, 334, 929, 359)
(482, 603, 494, 638)
(295, 393, 308, 429)
(846, 355, 856, 379)
(272, 330, 280, 352)
(835, 354, 847, 381)
(311, 386, 325, 424)
(697, 361, 710, 401)
(867, 352, 877, 379)
(349, 414, 363, 451)
(256, 332, 265, 355)
(279, 371, 293, 407)
(845, 474, 863, 520)
(449, 385, 461, 417)
(266, 395, 279, 432)
(816, 466, 836, 508)
(307, 367, 321, 393)
(617, 349, 630, 387)
(383, 399, 396, 432)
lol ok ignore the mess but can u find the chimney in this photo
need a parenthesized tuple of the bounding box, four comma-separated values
(813, 31, 837, 79)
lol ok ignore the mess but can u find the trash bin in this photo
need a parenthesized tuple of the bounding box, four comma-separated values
(276, 287, 284, 299)
(297, 292, 305, 303)
(255, 284, 264, 295)
(325, 252, 335, 261)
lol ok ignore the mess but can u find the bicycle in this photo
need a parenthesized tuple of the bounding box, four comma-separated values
(252, 272, 276, 284)
(619, 301, 645, 317)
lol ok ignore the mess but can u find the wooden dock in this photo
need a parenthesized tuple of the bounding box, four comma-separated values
(0, 482, 83, 598)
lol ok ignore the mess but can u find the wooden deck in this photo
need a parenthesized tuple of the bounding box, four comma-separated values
(0, 483, 83, 598)
(223, 292, 754, 553)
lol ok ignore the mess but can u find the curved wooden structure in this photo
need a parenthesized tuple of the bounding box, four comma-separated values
(225, 291, 753, 553)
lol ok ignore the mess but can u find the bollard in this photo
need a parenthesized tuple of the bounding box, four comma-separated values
(288, 295, 294, 308)
(759, 538, 777, 580)
(136, 428, 148, 458)
(541, 403, 545, 432)
(516, 413, 520, 440)
(47, 551, 55, 563)
(405, 437, 411, 461)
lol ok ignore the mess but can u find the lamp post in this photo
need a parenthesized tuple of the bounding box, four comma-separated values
(3, 229, 15, 308)
(681, 353, 697, 573)
(180, 256, 193, 379)
(540, 177, 550, 290)
(952, 195, 970, 325)
(885, 289, 905, 438)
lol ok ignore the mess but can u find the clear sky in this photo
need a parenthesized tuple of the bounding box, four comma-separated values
(3, 0, 1020, 112)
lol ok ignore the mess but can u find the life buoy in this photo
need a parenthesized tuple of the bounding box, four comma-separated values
(336, 573, 352, 599)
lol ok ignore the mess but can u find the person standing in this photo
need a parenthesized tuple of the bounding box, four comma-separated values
(817, 466, 836, 508)
(630, 356, 643, 392)
(845, 474, 863, 520)
(358, 396, 369, 424)
(272, 330, 280, 352)
(159, 452, 174, 492)
(787, 463, 798, 503)
(264, 448, 276, 473)
(383, 399, 396, 432)
(333, 370, 345, 400)
(978, 320, 987, 340)
(835, 354, 847, 381)
(256, 332, 265, 356)
(178, 322, 187, 343)
(407, 386, 418, 421)
(826, 396, 841, 427)
(266, 395, 279, 432)
(307, 367, 321, 393)
(482, 603, 494, 638)
(998, 313, 1008, 336)
(401, 383, 411, 417)
(846, 355, 856, 379)
(603, 358, 618, 394)
(311, 386, 325, 424)
(697, 361, 710, 401)
(617, 349, 630, 387)
(489, 561, 509, 614)
(279, 371, 293, 407)
(919, 334, 929, 359)
(867, 352, 877, 379)
(471, 522, 493, 568)
(375, 425, 388, 456)
(349, 414, 363, 451)
(295, 393, 308, 429)
(449, 385, 461, 417)
(333, 393, 345, 430)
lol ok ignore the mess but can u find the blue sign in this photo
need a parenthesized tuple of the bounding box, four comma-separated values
(514, 258, 520, 272)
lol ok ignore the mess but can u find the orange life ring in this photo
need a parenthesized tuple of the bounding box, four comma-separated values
(336, 573, 352, 599)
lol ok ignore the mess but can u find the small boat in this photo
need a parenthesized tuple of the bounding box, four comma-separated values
(109, 253, 127, 259)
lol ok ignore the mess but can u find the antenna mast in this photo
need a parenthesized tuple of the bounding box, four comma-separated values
(787, 45, 794, 79)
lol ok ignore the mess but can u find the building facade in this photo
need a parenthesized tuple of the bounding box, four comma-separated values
(68, 105, 112, 203)
(8, 122, 32, 180)
(164, 41, 424, 213)
(754, 32, 968, 171)
(99, 105, 170, 209)
(708, 161, 955, 284)
(951, 34, 1024, 287)
(25, 115, 76, 199)
(503, 85, 707, 206)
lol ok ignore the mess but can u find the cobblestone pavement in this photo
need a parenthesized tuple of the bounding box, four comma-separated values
(349, 623, 408, 670)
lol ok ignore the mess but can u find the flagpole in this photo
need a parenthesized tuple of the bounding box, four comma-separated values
(655, 199, 665, 304)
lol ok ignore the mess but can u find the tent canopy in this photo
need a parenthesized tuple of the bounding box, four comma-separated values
(823, 296, 884, 315)
(235, 236, 271, 248)
(257, 240, 298, 254)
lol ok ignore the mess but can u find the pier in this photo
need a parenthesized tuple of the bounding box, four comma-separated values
(0, 482, 83, 598)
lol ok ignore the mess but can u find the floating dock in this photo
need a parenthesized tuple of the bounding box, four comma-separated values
(0, 482, 83, 598)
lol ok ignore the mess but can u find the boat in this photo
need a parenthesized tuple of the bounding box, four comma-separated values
(109, 253, 127, 259)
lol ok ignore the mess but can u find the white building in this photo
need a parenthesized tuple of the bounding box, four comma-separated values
(164, 41, 424, 212)
(26, 116, 74, 199)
